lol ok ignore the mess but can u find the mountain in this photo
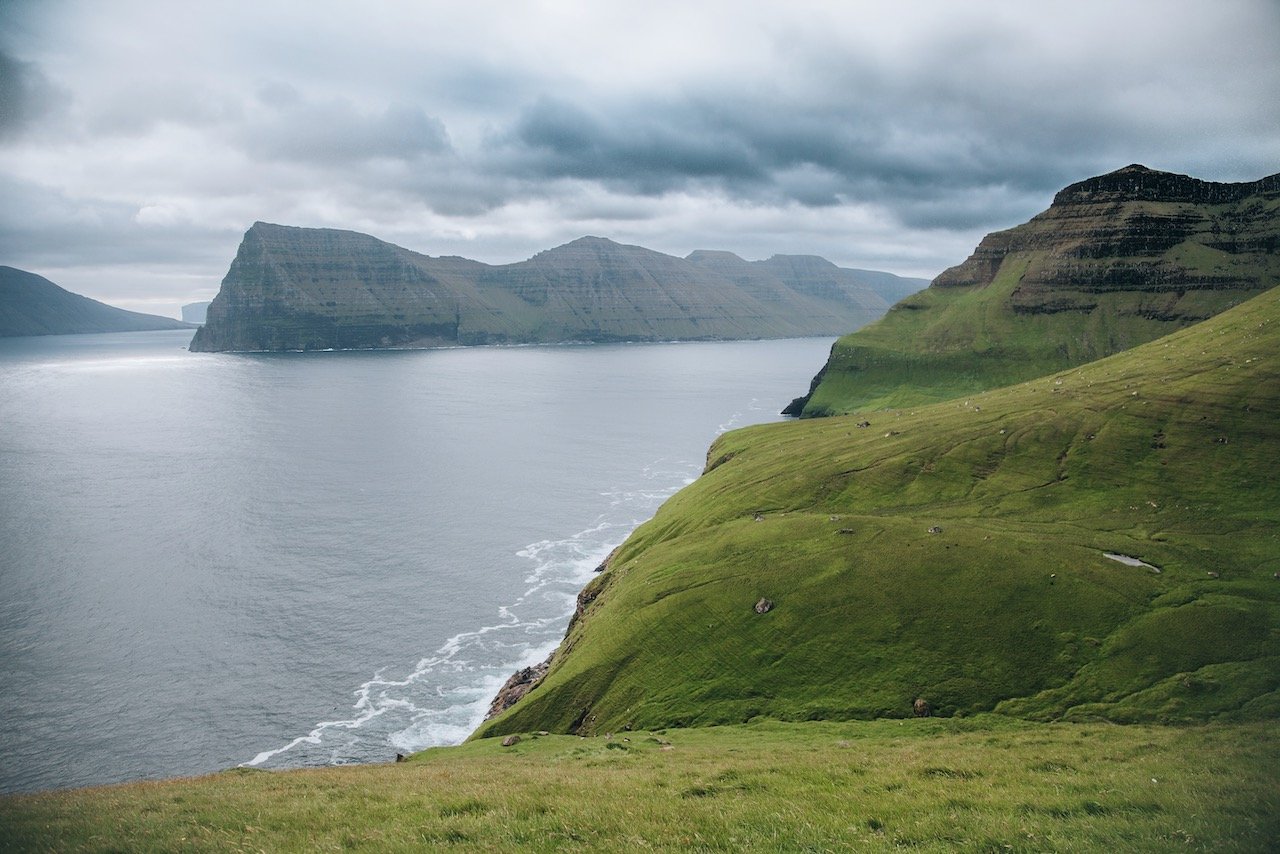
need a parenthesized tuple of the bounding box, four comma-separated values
(189, 225, 910, 352)
(0, 266, 191, 337)
(786, 165, 1280, 416)
(476, 283, 1280, 738)
(684, 249, 927, 307)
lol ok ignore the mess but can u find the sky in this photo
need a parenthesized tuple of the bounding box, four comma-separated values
(1, 0, 1278, 317)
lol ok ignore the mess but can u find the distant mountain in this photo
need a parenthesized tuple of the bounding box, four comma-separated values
(181, 301, 211, 324)
(0, 266, 192, 337)
(190, 225, 919, 352)
(786, 164, 1280, 416)
(684, 249, 927, 307)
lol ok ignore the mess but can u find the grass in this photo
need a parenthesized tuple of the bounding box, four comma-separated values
(478, 286, 1280, 738)
(8, 204, 1278, 850)
(3, 718, 1277, 851)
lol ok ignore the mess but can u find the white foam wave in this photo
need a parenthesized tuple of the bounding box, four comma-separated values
(241, 457, 702, 769)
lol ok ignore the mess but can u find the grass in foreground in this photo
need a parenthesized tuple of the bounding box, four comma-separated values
(2, 718, 1277, 852)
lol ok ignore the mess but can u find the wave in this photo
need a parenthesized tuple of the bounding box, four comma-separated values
(241, 454, 706, 769)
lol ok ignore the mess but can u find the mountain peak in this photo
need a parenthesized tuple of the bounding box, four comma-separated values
(560, 235, 624, 249)
(1053, 164, 1277, 206)
(686, 249, 747, 265)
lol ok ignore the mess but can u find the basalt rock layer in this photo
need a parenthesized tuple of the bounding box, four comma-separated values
(788, 164, 1280, 416)
(190, 225, 925, 352)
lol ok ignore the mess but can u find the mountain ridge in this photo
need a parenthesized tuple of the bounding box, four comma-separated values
(189, 226, 926, 352)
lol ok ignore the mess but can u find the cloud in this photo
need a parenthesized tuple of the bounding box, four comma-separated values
(0, 0, 1277, 305)
(239, 88, 452, 165)
(0, 49, 68, 141)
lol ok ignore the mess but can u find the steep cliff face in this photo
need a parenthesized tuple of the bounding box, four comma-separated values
(191, 224, 488, 352)
(790, 165, 1280, 416)
(0, 266, 191, 337)
(191, 226, 903, 352)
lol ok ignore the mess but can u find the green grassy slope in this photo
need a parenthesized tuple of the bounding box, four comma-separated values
(3, 719, 1276, 852)
(477, 286, 1280, 738)
(792, 166, 1280, 416)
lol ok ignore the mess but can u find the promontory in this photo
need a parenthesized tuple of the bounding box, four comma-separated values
(188, 226, 926, 352)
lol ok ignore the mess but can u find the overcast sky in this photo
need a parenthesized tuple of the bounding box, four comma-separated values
(2, 0, 1277, 316)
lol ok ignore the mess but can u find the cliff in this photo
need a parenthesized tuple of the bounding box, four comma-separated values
(189, 226, 920, 352)
(0, 266, 192, 337)
(787, 164, 1280, 416)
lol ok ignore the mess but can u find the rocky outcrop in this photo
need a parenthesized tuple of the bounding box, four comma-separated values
(0, 266, 192, 337)
(485, 658, 552, 721)
(191, 226, 917, 352)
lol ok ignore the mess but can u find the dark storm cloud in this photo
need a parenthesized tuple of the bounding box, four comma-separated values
(506, 96, 764, 189)
(465, 3, 1280, 234)
(486, 88, 1086, 230)
(0, 49, 67, 140)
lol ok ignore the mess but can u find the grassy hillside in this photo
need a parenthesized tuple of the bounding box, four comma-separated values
(791, 166, 1280, 416)
(0, 266, 191, 337)
(3, 719, 1276, 851)
(477, 285, 1280, 738)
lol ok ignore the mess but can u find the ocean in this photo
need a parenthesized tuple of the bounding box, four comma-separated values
(0, 330, 833, 793)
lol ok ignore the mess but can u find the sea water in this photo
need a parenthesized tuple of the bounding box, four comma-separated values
(0, 330, 834, 793)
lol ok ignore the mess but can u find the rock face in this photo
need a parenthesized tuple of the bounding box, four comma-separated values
(0, 266, 192, 337)
(789, 165, 1280, 416)
(190, 225, 923, 352)
(485, 658, 552, 721)
(934, 165, 1280, 317)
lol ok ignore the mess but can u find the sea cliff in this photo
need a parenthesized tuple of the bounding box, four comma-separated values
(191, 226, 926, 352)
(786, 164, 1280, 416)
